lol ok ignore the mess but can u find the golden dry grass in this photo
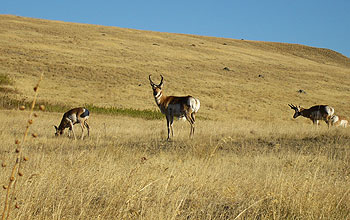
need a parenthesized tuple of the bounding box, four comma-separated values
(1, 15, 350, 219)
(1, 110, 350, 219)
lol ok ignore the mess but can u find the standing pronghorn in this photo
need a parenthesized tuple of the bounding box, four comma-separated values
(54, 107, 90, 140)
(288, 104, 334, 127)
(149, 74, 200, 140)
(329, 115, 348, 128)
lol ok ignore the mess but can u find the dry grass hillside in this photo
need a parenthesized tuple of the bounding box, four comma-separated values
(1, 15, 350, 219)
(1, 14, 350, 121)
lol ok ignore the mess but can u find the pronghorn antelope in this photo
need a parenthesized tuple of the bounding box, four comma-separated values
(330, 115, 348, 128)
(288, 104, 334, 127)
(149, 74, 200, 140)
(54, 107, 90, 140)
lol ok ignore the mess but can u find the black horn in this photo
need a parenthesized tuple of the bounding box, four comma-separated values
(288, 104, 298, 110)
(159, 74, 164, 87)
(149, 75, 155, 86)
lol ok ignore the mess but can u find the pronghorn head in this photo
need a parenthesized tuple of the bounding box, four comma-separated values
(149, 74, 164, 97)
(54, 125, 63, 136)
(288, 104, 302, 118)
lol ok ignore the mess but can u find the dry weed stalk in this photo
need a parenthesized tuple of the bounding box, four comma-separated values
(1, 73, 44, 220)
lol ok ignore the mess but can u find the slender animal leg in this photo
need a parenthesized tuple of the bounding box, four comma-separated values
(326, 116, 331, 128)
(69, 120, 77, 140)
(65, 118, 72, 137)
(80, 122, 85, 140)
(84, 121, 90, 137)
(190, 120, 194, 138)
(170, 115, 174, 138)
(166, 116, 171, 140)
(191, 113, 196, 136)
(68, 128, 71, 137)
(185, 113, 194, 138)
(191, 112, 196, 123)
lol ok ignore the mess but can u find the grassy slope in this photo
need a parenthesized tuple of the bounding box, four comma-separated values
(1, 14, 350, 122)
(1, 15, 350, 219)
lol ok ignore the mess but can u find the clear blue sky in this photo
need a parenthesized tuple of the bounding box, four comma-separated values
(1, 0, 350, 58)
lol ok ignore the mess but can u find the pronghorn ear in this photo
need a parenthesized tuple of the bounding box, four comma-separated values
(54, 125, 58, 131)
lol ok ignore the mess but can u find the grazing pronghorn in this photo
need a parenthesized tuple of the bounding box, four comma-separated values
(149, 74, 200, 140)
(54, 107, 90, 140)
(330, 115, 348, 128)
(288, 104, 334, 127)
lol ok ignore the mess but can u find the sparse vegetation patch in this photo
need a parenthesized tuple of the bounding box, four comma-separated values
(0, 74, 12, 86)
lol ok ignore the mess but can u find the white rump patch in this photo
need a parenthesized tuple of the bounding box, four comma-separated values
(330, 115, 339, 124)
(330, 115, 348, 127)
(326, 106, 335, 116)
(189, 97, 200, 113)
(339, 120, 348, 127)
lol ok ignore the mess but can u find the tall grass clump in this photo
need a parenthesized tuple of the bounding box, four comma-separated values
(1, 73, 44, 220)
